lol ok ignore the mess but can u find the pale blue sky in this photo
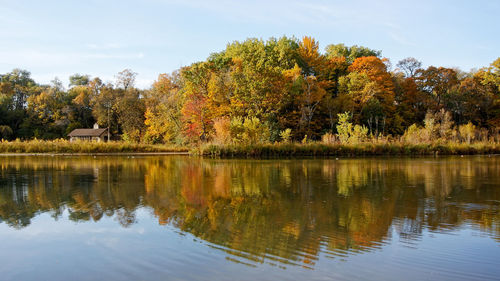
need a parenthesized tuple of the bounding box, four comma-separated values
(0, 0, 498, 88)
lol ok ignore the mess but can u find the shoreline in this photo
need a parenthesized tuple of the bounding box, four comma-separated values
(197, 143, 500, 157)
(0, 152, 190, 156)
(1, 141, 500, 158)
(0, 153, 498, 159)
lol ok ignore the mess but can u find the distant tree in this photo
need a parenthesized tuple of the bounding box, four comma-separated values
(115, 69, 137, 90)
(69, 74, 90, 87)
(396, 57, 422, 78)
(415, 66, 459, 110)
(116, 88, 145, 142)
(325, 43, 381, 64)
(0, 69, 37, 110)
(0, 125, 13, 140)
(92, 84, 119, 138)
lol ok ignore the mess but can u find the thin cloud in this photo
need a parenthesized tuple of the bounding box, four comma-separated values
(86, 43, 123, 50)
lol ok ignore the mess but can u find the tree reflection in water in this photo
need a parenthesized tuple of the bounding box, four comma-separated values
(0, 156, 499, 268)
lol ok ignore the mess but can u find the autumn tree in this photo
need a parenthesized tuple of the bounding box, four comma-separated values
(69, 79, 97, 131)
(392, 73, 429, 131)
(27, 78, 73, 138)
(0, 69, 37, 111)
(0, 69, 41, 138)
(483, 58, 500, 92)
(116, 87, 145, 142)
(223, 37, 298, 120)
(479, 58, 500, 129)
(215, 37, 300, 140)
(344, 56, 396, 134)
(293, 37, 330, 137)
(205, 53, 233, 119)
(144, 73, 183, 143)
(415, 66, 459, 110)
(91, 83, 120, 139)
(181, 62, 213, 141)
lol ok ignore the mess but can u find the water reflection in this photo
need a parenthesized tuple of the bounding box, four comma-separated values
(0, 156, 499, 269)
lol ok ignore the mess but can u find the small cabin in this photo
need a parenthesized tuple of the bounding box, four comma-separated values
(68, 123, 109, 142)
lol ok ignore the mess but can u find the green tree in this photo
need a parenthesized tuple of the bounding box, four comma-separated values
(69, 74, 90, 87)
(325, 43, 381, 64)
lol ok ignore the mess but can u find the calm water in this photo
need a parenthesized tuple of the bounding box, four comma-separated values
(0, 156, 499, 281)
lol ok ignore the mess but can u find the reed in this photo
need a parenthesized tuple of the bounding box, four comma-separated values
(0, 139, 188, 154)
(198, 142, 500, 157)
(2, 139, 499, 157)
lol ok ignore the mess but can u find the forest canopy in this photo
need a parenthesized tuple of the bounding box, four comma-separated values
(1, 36, 499, 144)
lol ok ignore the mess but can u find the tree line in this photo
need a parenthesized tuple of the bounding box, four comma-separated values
(1, 36, 499, 143)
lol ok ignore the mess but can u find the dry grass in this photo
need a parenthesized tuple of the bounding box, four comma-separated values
(198, 141, 500, 157)
(0, 139, 188, 154)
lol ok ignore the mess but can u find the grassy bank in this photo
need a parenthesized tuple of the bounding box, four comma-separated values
(2, 139, 499, 157)
(197, 142, 500, 157)
(0, 139, 188, 154)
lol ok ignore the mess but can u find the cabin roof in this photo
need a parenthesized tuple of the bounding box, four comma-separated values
(68, 128, 108, 137)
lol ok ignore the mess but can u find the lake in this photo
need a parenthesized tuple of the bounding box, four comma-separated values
(0, 156, 499, 280)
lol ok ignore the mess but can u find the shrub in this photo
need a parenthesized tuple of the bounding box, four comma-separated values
(335, 112, 369, 144)
(350, 125, 369, 143)
(403, 124, 425, 143)
(213, 117, 232, 144)
(279, 128, 292, 143)
(230, 117, 245, 142)
(242, 117, 270, 145)
(459, 122, 476, 144)
(423, 109, 454, 141)
(423, 112, 437, 140)
(437, 109, 454, 140)
(230, 117, 270, 145)
(121, 129, 142, 143)
(336, 112, 352, 144)
(321, 133, 336, 144)
(301, 135, 308, 144)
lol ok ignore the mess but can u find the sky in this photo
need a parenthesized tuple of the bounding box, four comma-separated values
(0, 0, 498, 88)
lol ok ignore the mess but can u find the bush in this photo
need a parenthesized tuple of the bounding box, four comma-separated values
(301, 135, 308, 144)
(423, 109, 454, 141)
(279, 128, 292, 143)
(336, 112, 352, 144)
(459, 122, 476, 144)
(423, 112, 437, 140)
(336, 112, 369, 144)
(230, 117, 270, 145)
(321, 133, 336, 144)
(213, 117, 232, 144)
(403, 124, 425, 143)
(230, 117, 245, 142)
(350, 125, 369, 143)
